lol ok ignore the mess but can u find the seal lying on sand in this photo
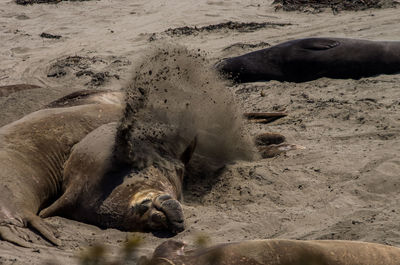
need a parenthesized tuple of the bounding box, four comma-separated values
(0, 90, 124, 247)
(0, 89, 196, 247)
(216, 37, 400, 83)
(39, 120, 196, 235)
(39, 98, 298, 236)
(142, 239, 400, 265)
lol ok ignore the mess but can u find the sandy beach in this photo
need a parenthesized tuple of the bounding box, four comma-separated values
(1, 0, 400, 264)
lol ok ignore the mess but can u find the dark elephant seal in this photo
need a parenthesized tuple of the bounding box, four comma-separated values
(143, 239, 400, 265)
(217, 38, 400, 83)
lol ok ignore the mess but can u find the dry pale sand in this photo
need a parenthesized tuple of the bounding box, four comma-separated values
(1, 0, 400, 264)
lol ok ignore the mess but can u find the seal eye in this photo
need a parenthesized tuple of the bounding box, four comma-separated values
(140, 199, 152, 205)
(157, 194, 172, 202)
(133, 199, 152, 215)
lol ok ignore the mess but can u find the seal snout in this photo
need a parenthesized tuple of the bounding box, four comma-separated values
(215, 60, 233, 78)
(214, 60, 226, 71)
(153, 194, 185, 234)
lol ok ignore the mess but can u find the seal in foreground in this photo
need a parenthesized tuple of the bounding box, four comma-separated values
(143, 239, 400, 265)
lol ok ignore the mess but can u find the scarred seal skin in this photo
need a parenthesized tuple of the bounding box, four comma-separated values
(143, 239, 400, 265)
(216, 38, 400, 83)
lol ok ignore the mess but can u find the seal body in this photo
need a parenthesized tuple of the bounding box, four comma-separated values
(0, 88, 195, 246)
(217, 38, 400, 83)
(0, 90, 124, 246)
(39, 121, 194, 234)
(146, 239, 400, 265)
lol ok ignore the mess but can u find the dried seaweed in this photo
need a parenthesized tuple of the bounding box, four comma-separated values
(273, 0, 399, 14)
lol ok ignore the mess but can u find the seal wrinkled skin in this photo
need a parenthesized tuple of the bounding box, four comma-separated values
(217, 37, 400, 83)
(0, 90, 124, 247)
(0, 88, 194, 247)
(142, 239, 400, 265)
(41, 121, 193, 234)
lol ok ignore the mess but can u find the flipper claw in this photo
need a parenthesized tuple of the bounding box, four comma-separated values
(27, 215, 61, 246)
(0, 225, 32, 248)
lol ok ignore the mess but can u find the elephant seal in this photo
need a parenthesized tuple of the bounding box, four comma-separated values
(0, 88, 196, 247)
(216, 37, 400, 83)
(0, 90, 124, 247)
(142, 239, 400, 265)
(39, 120, 196, 234)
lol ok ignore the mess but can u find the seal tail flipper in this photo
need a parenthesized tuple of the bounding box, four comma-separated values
(260, 143, 305, 158)
(244, 112, 287, 124)
(26, 215, 61, 246)
(254, 132, 305, 158)
(254, 132, 286, 147)
(0, 225, 32, 248)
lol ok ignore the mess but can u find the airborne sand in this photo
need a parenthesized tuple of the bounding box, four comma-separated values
(1, 0, 400, 264)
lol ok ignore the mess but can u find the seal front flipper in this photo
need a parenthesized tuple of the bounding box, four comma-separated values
(39, 187, 79, 219)
(26, 214, 61, 246)
(298, 38, 340, 50)
(0, 225, 32, 248)
(0, 213, 60, 247)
